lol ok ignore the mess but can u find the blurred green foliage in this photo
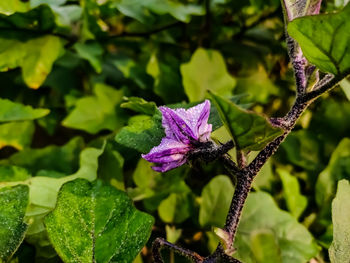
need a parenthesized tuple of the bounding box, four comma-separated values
(0, 0, 350, 262)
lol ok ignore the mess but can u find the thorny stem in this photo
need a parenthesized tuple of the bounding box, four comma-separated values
(152, 238, 203, 263)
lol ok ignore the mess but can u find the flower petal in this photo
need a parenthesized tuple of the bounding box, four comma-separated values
(159, 106, 196, 143)
(141, 138, 190, 164)
(175, 100, 212, 142)
(151, 158, 187, 173)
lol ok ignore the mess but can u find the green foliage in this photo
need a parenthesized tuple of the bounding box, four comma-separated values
(234, 192, 319, 263)
(45, 179, 154, 263)
(209, 92, 283, 151)
(0, 0, 349, 262)
(120, 97, 157, 116)
(62, 83, 126, 134)
(0, 185, 29, 262)
(2, 137, 84, 174)
(288, 3, 350, 76)
(315, 138, 350, 223)
(0, 99, 49, 122)
(329, 180, 350, 263)
(181, 48, 236, 102)
(280, 130, 321, 171)
(278, 169, 307, 219)
(199, 175, 234, 228)
(0, 36, 65, 89)
(0, 121, 34, 150)
(113, 0, 204, 24)
(250, 230, 282, 263)
(158, 192, 192, 223)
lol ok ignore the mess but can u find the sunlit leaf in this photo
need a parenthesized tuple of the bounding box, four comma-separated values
(0, 36, 65, 89)
(0, 0, 29, 15)
(0, 121, 35, 150)
(45, 179, 154, 263)
(0, 99, 49, 122)
(181, 48, 236, 102)
(278, 168, 307, 219)
(158, 192, 192, 224)
(63, 83, 126, 134)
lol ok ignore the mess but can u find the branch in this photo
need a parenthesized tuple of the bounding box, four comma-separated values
(300, 73, 346, 103)
(152, 238, 203, 263)
(209, 71, 344, 262)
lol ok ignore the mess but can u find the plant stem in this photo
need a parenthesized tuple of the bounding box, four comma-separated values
(152, 74, 343, 262)
(152, 238, 203, 263)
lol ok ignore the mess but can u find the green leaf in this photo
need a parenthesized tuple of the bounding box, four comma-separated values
(62, 83, 126, 134)
(0, 185, 29, 262)
(158, 192, 192, 224)
(0, 99, 49, 122)
(45, 179, 154, 263)
(340, 78, 350, 100)
(199, 175, 234, 228)
(0, 35, 65, 89)
(0, 166, 31, 182)
(252, 160, 274, 191)
(235, 192, 319, 263)
(116, 114, 164, 153)
(30, 0, 82, 27)
(97, 142, 124, 190)
(146, 53, 186, 103)
(74, 42, 103, 73)
(120, 97, 157, 116)
(0, 0, 29, 15)
(209, 92, 284, 151)
(315, 138, 350, 222)
(0, 121, 34, 150)
(181, 48, 236, 102)
(329, 179, 350, 263)
(278, 169, 307, 219)
(113, 0, 204, 24)
(250, 230, 282, 263)
(3, 137, 84, 175)
(165, 225, 182, 244)
(234, 65, 279, 104)
(281, 130, 322, 171)
(0, 143, 106, 252)
(0, 5, 56, 32)
(26, 144, 105, 210)
(288, 4, 350, 76)
(335, 0, 350, 8)
(129, 159, 190, 208)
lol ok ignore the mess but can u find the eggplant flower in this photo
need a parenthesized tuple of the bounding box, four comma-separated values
(142, 100, 212, 172)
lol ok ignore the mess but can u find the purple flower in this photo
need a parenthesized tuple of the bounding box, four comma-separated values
(142, 100, 212, 172)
